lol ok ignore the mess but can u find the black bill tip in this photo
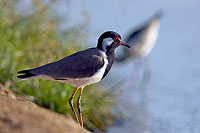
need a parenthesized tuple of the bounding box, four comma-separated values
(124, 44, 131, 48)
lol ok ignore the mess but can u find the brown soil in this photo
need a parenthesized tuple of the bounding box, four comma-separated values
(0, 88, 89, 133)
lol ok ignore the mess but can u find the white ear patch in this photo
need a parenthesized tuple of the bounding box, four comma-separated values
(102, 37, 114, 52)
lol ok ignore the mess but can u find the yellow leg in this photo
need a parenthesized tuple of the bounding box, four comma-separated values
(68, 87, 80, 125)
(77, 87, 84, 128)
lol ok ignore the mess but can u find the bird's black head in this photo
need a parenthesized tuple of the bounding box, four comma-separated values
(97, 31, 130, 52)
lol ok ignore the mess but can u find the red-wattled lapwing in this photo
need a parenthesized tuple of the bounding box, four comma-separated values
(116, 11, 162, 62)
(17, 31, 130, 128)
(116, 11, 162, 92)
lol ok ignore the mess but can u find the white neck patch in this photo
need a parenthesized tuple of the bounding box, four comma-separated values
(101, 37, 114, 52)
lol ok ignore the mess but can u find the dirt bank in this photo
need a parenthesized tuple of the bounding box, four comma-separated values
(0, 88, 89, 133)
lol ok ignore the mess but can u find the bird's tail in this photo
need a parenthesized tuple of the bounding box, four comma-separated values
(17, 70, 36, 80)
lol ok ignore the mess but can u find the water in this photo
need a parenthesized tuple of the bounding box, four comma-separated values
(65, 0, 200, 132)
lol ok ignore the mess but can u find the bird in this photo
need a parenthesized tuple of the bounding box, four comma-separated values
(115, 11, 162, 62)
(17, 31, 130, 128)
(115, 11, 162, 98)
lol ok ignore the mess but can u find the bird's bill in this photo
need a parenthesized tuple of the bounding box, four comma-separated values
(114, 36, 131, 48)
(120, 41, 131, 48)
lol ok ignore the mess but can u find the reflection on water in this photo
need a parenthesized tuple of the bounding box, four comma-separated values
(108, 59, 151, 133)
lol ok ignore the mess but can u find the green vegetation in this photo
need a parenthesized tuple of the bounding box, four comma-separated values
(0, 0, 123, 131)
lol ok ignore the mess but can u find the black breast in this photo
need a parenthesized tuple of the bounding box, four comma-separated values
(101, 47, 115, 79)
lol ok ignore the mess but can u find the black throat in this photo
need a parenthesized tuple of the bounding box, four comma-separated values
(98, 42, 120, 79)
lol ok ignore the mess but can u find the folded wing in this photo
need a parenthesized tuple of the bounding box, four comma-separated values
(17, 48, 105, 80)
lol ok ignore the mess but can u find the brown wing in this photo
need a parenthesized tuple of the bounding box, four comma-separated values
(29, 48, 105, 79)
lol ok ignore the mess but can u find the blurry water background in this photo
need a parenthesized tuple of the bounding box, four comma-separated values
(34, 0, 200, 132)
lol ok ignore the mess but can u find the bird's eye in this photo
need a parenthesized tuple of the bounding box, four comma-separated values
(113, 37, 117, 41)
(114, 37, 121, 42)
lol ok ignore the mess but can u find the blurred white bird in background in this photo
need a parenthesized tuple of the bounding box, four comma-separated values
(116, 10, 163, 93)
